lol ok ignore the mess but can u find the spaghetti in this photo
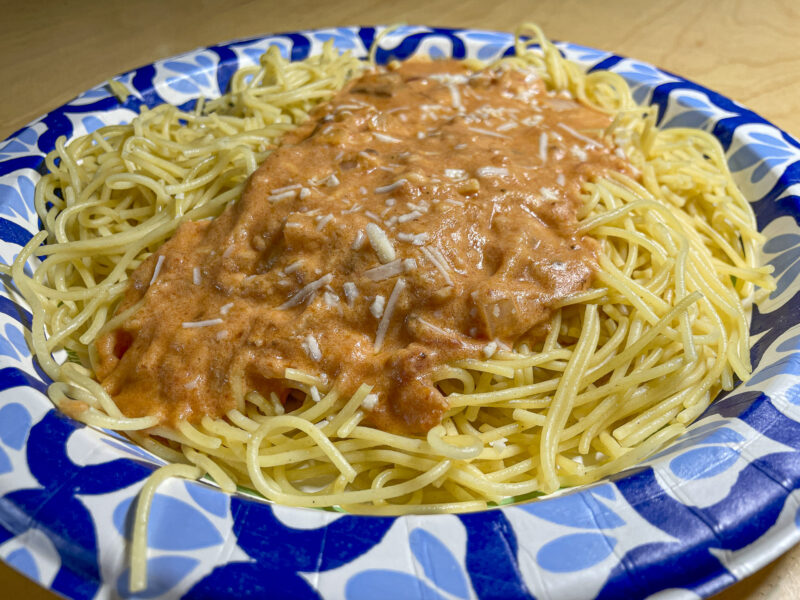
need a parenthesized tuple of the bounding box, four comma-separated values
(6, 24, 772, 533)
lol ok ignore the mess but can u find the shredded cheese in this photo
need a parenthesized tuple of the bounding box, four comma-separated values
(271, 183, 301, 194)
(476, 167, 509, 178)
(182, 318, 224, 328)
(366, 223, 396, 263)
(302, 334, 322, 362)
(375, 179, 407, 194)
(448, 84, 463, 111)
(539, 132, 548, 163)
(467, 126, 510, 139)
(316, 214, 334, 230)
(351, 230, 366, 250)
(284, 260, 304, 274)
(342, 204, 362, 214)
(370, 295, 386, 318)
(149, 255, 165, 286)
(373, 132, 401, 143)
(374, 278, 406, 352)
(489, 437, 508, 452)
(278, 273, 333, 309)
(361, 393, 379, 410)
(343, 281, 358, 304)
(557, 122, 601, 148)
(444, 169, 468, 181)
(364, 259, 405, 281)
(570, 146, 588, 161)
(540, 187, 559, 201)
(420, 246, 453, 286)
(268, 189, 298, 202)
(323, 291, 340, 306)
(397, 210, 422, 224)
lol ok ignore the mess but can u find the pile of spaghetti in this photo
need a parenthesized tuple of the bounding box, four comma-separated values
(7, 26, 772, 526)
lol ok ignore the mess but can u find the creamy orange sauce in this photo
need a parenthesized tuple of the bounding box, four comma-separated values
(95, 59, 631, 434)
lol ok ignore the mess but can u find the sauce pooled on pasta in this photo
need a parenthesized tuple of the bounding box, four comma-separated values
(95, 59, 630, 434)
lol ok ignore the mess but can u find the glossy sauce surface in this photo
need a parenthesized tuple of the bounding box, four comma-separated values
(96, 59, 630, 434)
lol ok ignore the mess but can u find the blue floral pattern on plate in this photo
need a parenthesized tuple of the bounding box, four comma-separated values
(1, 26, 800, 600)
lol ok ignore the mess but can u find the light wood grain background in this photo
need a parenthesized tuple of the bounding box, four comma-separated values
(1, 1, 799, 598)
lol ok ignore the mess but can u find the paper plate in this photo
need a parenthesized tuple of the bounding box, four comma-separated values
(1, 26, 799, 600)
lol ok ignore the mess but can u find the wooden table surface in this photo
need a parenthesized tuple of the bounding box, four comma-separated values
(1, 0, 799, 598)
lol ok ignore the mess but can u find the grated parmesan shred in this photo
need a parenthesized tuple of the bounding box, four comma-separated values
(285, 259, 304, 274)
(374, 278, 406, 352)
(343, 281, 358, 304)
(271, 183, 301, 194)
(420, 246, 453, 286)
(149, 255, 165, 286)
(557, 122, 601, 148)
(278, 274, 333, 309)
(448, 84, 463, 111)
(364, 259, 405, 281)
(539, 132, 548, 164)
(570, 146, 588, 161)
(351, 230, 366, 250)
(361, 393, 379, 410)
(323, 291, 340, 306)
(302, 334, 322, 362)
(444, 168, 467, 181)
(326, 174, 340, 187)
(489, 437, 508, 452)
(540, 187, 558, 201)
(316, 214, 334, 230)
(342, 204, 363, 215)
(182, 318, 223, 328)
(366, 223, 396, 263)
(467, 126, 509, 139)
(397, 210, 422, 224)
(496, 121, 518, 132)
(268, 189, 298, 202)
(370, 295, 386, 318)
(375, 179, 407, 194)
(373, 132, 401, 143)
(476, 166, 509, 178)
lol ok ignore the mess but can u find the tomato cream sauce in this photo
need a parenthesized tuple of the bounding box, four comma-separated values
(95, 59, 631, 434)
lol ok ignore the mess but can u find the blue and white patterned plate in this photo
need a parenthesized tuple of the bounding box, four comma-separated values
(1, 26, 800, 600)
